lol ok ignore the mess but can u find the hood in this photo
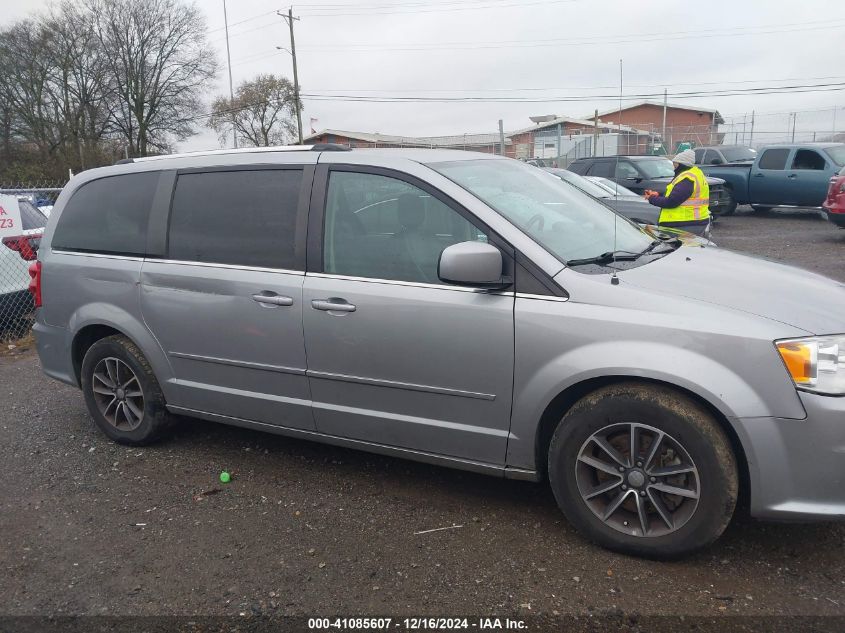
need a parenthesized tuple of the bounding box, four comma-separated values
(619, 243, 845, 335)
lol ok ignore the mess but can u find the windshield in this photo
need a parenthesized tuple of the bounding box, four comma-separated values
(721, 147, 757, 162)
(636, 159, 675, 179)
(547, 169, 612, 198)
(431, 159, 653, 265)
(824, 146, 845, 166)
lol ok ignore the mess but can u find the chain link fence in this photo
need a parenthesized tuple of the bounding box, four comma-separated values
(1, 183, 64, 343)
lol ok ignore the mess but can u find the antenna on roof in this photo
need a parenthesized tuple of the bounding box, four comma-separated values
(611, 59, 622, 286)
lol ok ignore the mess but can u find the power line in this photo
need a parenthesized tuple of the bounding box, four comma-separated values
(299, 82, 845, 103)
(296, 0, 577, 16)
(297, 20, 845, 51)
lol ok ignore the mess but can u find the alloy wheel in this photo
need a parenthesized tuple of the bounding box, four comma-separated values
(575, 422, 700, 537)
(91, 357, 145, 432)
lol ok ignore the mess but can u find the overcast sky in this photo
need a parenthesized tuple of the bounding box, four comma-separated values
(1, 0, 843, 151)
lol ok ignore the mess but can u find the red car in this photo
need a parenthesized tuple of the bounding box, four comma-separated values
(823, 166, 845, 228)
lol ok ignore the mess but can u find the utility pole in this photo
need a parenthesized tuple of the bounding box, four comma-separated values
(280, 7, 303, 144)
(223, 0, 238, 149)
(791, 112, 797, 143)
(661, 89, 668, 153)
(749, 110, 755, 146)
(593, 109, 599, 157)
(498, 119, 505, 156)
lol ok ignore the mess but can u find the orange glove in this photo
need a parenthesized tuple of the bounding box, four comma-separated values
(644, 189, 659, 199)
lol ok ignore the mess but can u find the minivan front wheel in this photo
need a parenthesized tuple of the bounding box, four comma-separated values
(548, 383, 737, 558)
(81, 335, 175, 445)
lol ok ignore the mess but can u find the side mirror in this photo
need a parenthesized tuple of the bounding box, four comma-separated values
(438, 241, 510, 289)
(710, 158, 722, 165)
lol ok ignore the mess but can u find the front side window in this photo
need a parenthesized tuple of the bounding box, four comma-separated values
(636, 159, 675, 179)
(791, 149, 826, 170)
(702, 150, 722, 165)
(758, 148, 790, 170)
(432, 159, 652, 265)
(323, 171, 485, 284)
(168, 169, 302, 269)
(52, 172, 158, 255)
(615, 162, 640, 180)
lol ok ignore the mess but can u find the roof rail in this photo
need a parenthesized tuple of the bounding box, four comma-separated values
(125, 143, 356, 164)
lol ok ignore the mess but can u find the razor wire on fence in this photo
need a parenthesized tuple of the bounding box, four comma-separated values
(0, 184, 64, 341)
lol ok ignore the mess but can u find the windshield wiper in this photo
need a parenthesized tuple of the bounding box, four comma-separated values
(566, 239, 674, 267)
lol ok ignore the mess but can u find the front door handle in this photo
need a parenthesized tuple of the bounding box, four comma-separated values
(787, 174, 798, 179)
(753, 173, 765, 177)
(312, 298, 356, 313)
(252, 293, 294, 307)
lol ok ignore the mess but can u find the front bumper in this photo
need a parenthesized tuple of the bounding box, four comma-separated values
(735, 392, 845, 521)
(822, 207, 845, 228)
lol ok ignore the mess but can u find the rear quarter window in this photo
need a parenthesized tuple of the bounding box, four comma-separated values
(757, 148, 790, 170)
(52, 172, 159, 255)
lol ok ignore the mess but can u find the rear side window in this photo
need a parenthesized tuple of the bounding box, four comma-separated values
(52, 172, 158, 255)
(168, 169, 302, 270)
(757, 148, 790, 170)
(587, 161, 614, 178)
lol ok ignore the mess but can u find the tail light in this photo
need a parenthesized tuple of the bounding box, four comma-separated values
(2, 232, 42, 261)
(28, 261, 42, 308)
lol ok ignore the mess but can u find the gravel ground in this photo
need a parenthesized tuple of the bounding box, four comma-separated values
(2, 208, 845, 624)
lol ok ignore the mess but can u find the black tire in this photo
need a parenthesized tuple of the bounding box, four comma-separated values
(720, 189, 737, 216)
(80, 334, 175, 445)
(750, 205, 772, 213)
(548, 382, 737, 559)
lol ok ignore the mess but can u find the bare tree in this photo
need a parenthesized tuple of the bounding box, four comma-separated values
(210, 74, 300, 148)
(87, 0, 218, 156)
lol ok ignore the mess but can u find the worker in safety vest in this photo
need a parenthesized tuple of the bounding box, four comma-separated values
(643, 149, 710, 237)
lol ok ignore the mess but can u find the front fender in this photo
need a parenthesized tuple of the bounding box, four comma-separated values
(506, 296, 808, 471)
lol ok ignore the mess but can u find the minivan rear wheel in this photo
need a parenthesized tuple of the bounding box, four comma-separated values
(81, 335, 175, 445)
(548, 382, 737, 558)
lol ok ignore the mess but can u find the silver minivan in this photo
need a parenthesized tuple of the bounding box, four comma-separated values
(31, 146, 845, 558)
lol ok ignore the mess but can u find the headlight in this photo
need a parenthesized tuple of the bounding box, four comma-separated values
(776, 335, 845, 395)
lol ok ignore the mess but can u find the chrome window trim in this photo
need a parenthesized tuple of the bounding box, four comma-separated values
(51, 249, 144, 262)
(515, 292, 570, 303)
(307, 272, 512, 294)
(145, 258, 305, 276)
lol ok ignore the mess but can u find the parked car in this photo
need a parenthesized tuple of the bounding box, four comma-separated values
(567, 155, 733, 215)
(1, 199, 47, 332)
(586, 176, 642, 199)
(694, 145, 757, 166)
(544, 168, 660, 226)
(700, 143, 845, 212)
(32, 146, 845, 558)
(822, 165, 845, 228)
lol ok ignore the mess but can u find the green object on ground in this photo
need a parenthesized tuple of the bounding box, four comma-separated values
(219, 471, 231, 483)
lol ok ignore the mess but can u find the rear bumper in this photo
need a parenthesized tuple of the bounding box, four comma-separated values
(734, 392, 845, 521)
(32, 315, 77, 387)
(823, 206, 845, 227)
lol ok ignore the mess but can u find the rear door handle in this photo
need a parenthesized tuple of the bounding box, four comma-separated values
(787, 174, 798, 179)
(252, 293, 294, 307)
(312, 298, 356, 313)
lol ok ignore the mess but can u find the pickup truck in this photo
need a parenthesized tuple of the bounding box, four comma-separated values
(694, 144, 757, 166)
(567, 155, 732, 215)
(700, 143, 845, 212)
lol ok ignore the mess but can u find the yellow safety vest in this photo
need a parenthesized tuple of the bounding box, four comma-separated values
(659, 165, 710, 224)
